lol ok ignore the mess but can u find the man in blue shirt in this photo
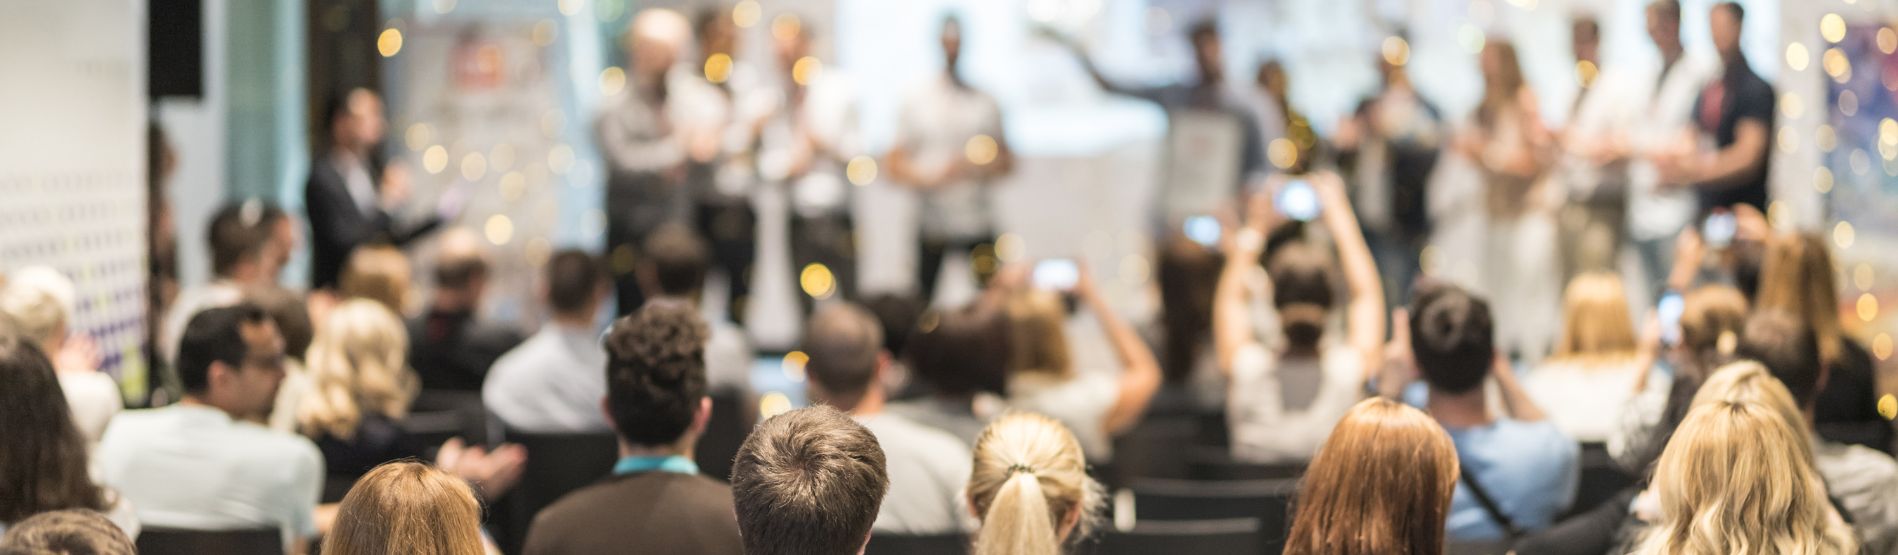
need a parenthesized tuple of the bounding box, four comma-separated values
(1391, 284, 1579, 541)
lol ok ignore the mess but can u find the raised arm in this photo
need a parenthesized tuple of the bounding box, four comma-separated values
(1079, 265, 1164, 436)
(1312, 172, 1386, 379)
(1490, 351, 1548, 422)
(1214, 192, 1278, 375)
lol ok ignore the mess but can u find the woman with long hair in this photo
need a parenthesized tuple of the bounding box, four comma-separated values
(1608, 284, 1748, 472)
(1458, 39, 1560, 361)
(0, 333, 137, 537)
(1754, 233, 1889, 449)
(1285, 398, 1458, 554)
(967, 413, 1103, 555)
(1524, 272, 1647, 441)
(322, 461, 486, 555)
(1000, 263, 1162, 462)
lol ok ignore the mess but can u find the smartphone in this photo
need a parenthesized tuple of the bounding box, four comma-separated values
(1657, 291, 1685, 346)
(1183, 215, 1222, 248)
(1277, 179, 1322, 222)
(1702, 211, 1737, 249)
(1033, 259, 1080, 291)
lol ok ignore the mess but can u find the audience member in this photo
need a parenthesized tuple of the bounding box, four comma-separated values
(0, 333, 137, 537)
(484, 250, 613, 432)
(523, 301, 743, 555)
(887, 302, 1012, 445)
(801, 303, 971, 533)
(966, 412, 1102, 555)
(1217, 173, 1384, 463)
(337, 245, 412, 316)
(635, 224, 752, 395)
(1523, 273, 1647, 442)
(998, 263, 1161, 462)
(249, 285, 317, 433)
(0, 510, 135, 555)
(0, 268, 119, 447)
(861, 293, 925, 391)
(407, 229, 525, 394)
(1285, 398, 1458, 555)
(306, 87, 443, 291)
(1735, 312, 1898, 553)
(599, 8, 696, 316)
(730, 406, 890, 555)
(1394, 284, 1577, 540)
(159, 201, 288, 369)
(1755, 233, 1889, 450)
(321, 462, 485, 555)
(1608, 284, 1748, 472)
(97, 304, 323, 553)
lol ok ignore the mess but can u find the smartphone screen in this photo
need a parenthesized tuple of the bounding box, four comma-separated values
(1277, 179, 1321, 222)
(1702, 212, 1737, 249)
(1033, 259, 1079, 291)
(1657, 291, 1685, 346)
(1183, 215, 1221, 248)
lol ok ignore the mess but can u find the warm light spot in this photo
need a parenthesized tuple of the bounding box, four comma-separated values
(995, 233, 1026, 263)
(1816, 166, 1834, 193)
(1822, 13, 1847, 44)
(377, 28, 403, 57)
(1119, 254, 1151, 285)
(1857, 293, 1879, 322)
(610, 244, 636, 275)
(1824, 48, 1852, 83)
(759, 392, 793, 418)
(704, 53, 733, 83)
(971, 244, 999, 275)
(965, 135, 999, 166)
(800, 263, 837, 299)
(917, 310, 941, 334)
(1420, 246, 1440, 275)
(423, 146, 449, 174)
(1786, 42, 1810, 72)
(732, 0, 761, 28)
(532, 20, 557, 47)
(548, 144, 575, 175)
(405, 123, 432, 152)
(846, 156, 877, 186)
(792, 56, 822, 86)
(1836, 221, 1857, 249)
(1817, 125, 1838, 152)
(1767, 201, 1789, 229)
(599, 66, 626, 96)
(1879, 393, 1896, 420)
(1268, 138, 1298, 169)
(1781, 92, 1803, 119)
(1875, 334, 1894, 361)
(557, 0, 583, 16)
(1776, 128, 1799, 154)
(500, 171, 527, 201)
(1575, 60, 1598, 87)
(772, 14, 802, 41)
(1841, 90, 1861, 116)
(1381, 37, 1410, 67)
(433, 0, 456, 14)
(460, 152, 487, 181)
(1855, 263, 1875, 291)
(1882, 27, 1898, 54)
(781, 351, 809, 382)
(484, 214, 514, 245)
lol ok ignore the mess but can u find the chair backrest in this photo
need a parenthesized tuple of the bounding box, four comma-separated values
(134, 527, 283, 555)
(695, 387, 756, 482)
(1090, 518, 1263, 555)
(1109, 417, 1201, 484)
(1128, 478, 1298, 553)
(1185, 446, 1307, 481)
(1565, 442, 1635, 520)
(494, 429, 619, 554)
(1447, 539, 1517, 555)
(864, 532, 969, 555)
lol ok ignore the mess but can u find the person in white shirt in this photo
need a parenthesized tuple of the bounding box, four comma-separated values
(1555, 15, 1642, 278)
(0, 328, 139, 539)
(801, 303, 972, 534)
(886, 13, 1015, 303)
(484, 250, 613, 433)
(159, 203, 294, 387)
(1215, 172, 1385, 463)
(1626, 0, 1714, 294)
(757, 19, 866, 316)
(0, 267, 119, 448)
(1524, 273, 1652, 443)
(97, 304, 323, 554)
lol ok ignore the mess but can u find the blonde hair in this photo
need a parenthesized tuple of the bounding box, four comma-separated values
(968, 412, 1103, 555)
(322, 461, 485, 555)
(1636, 390, 1857, 555)
(340, 246, 412, 315)
(1754, 234, 1844, 367)
(1005, 291, 1073, 380)
(298, 299, 416, 439)
(1287, 398, 1458, 555)
(0, 267, 76, 347)
(1552, 272, 1637, 361)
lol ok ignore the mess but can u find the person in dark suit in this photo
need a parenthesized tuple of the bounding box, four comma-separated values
(305, 88, 442, 291)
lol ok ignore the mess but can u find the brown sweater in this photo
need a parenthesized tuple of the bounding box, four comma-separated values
(524, 471, 744, 555)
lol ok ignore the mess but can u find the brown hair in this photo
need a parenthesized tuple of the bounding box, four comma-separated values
(1267, 243, 1337, 352)
(1476, 40, 1527, 128)
(322, 461, 485, 555)
(1286, 398, 1458, 555)
(0, 510, 134, 555)
(1005, 290, 1074, 380)
(731, 406, 890, 555)
(906, 302, 1011, 397)
(1753, 234, 1844, 367)
(340, 245, 412, 315)
(0, 335, 108, 523)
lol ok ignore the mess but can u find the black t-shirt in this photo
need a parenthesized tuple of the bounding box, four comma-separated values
(1691, 61, 1775, 213)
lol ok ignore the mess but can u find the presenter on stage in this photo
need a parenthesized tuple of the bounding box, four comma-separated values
(305, 88, 446, 291)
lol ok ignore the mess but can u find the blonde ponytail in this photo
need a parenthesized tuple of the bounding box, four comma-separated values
(969, 413, 1103, 555)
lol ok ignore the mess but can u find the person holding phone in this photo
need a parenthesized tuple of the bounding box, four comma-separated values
(1214, 171, 1387, 463)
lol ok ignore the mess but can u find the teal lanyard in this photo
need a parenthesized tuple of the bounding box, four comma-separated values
(613, 455, 699, 476)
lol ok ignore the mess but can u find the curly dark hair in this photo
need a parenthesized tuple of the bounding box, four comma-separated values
(604, 301, 710, 446)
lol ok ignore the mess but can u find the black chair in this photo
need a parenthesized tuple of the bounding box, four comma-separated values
(1128, 478, 1298, 554)
(1565, 442, 1636, 519)
(135, 527, 283, 555)
(1109, 417, 1201, 484)
(1185, 446, 1307, 481)
(864, 532, 968, 555)
(494, 430, 619, 555)
(1447, 539, 1516, 555)
(696, 387, 756, 482)
(397, 409, 464, 457)
(1088, 518, 1263, 555)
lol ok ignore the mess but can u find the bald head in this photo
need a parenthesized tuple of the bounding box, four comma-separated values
(802, 303, 884, 410)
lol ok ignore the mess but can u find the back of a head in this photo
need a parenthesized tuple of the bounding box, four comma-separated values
(1641, 399, 1854, 555)
(0, 334, 104, 523)
(1004, 291, 1072, 379)
(545, 250, 605, 317)
(246, 285, 314, 360)
(802, 303, 883, 409)
(731, 406, 890, 555)
(1288, 398, 1457, 555)
(641, 224, 711, 298)
(862, 294, 923, 359)
(0, 510, 134, 555)
(300, 299, 414, 439)
(968, 413, 1099, 555)
(340, 245, 412, 314)
(208, 201, 273, 278)
(176, 303, 270, 395)
(1677, 285, 1749, 378)
(605, 301, 710, 446)
(1735, 310, 1823, 407)
(906, 303, 1011, 397)
(1691, 361, 1811, 447)
(0, 268, 74, 347)
(1754, 234, 1842, 363)
(1408, 284, 1494, 394)
(1554, 272, 1636, 359)
(431, 228, 491, 294)
(1267, 243, 1337, 351)
(322, 462, 484, 555)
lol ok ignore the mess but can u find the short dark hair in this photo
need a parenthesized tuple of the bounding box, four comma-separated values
(1713, 1, 1743, 23)
(1409, 284, 1494, 394)
(247, 285, 313, 360)
(433, 250, 489, 292)
(731, 406, 889, 555)
(1268, 243, 1336, 349)
(1188, 19, 1219, 43)
(0, 510, 134, 555)
(695, 5, 728, 37)
(802, 304, 883, 408)
(604, 301, 710, 446)
(176, 303, 270, 394)
(207, 201, 276, 277)
(862, 294, 924, 358)
(1737, 310, 1824, 405)
(1650, 0, 1681, 22)
(640, 225, 711, 298)
(547, 250, 605, 316)
(321, 87, 372, 140)
(905, 302, 1011, 397)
